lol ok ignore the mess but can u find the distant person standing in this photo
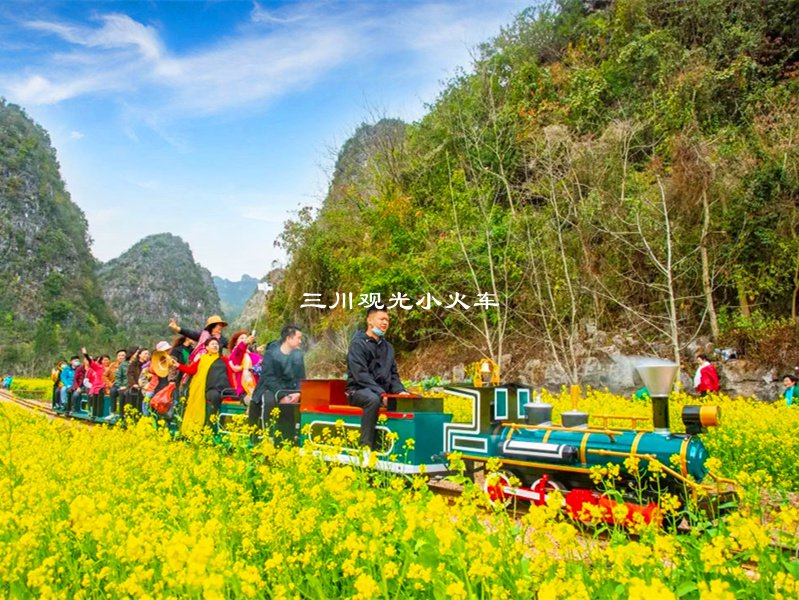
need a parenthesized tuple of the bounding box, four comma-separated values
(694, 354, 720, 396)
(783, 374, 799, 406)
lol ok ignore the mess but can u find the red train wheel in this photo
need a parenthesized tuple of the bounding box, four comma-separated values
(483, 471, 513, 506)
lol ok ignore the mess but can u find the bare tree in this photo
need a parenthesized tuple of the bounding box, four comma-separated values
(584, 121, 706, 367)
(416, 62, 525, 367)
(515, 124, 597, 383)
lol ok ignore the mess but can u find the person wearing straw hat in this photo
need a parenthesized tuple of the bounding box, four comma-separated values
(169, 315, 229, 362)
(143, 341, 177, 418)
(169, 315, 229, 348)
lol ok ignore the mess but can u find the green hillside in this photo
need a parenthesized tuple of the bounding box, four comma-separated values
(213, 274, 258, 322)
(98, 233, 222, 343)
(264, 0, 799, 375)
(0, 100, 114, 370)
(0, 103, 224, 372)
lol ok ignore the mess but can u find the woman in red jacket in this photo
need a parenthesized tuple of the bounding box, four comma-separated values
(82, 347, 111, 418)
(693, 354, 720, 396)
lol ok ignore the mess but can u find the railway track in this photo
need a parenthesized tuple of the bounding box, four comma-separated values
(0, 389, 50, 412)
(1, 389, 98, 425)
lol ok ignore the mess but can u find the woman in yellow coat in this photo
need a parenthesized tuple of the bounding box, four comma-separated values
(172, 338, 235, 436)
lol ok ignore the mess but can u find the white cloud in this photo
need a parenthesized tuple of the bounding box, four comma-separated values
(9, 74, 82, 104)
(69, 130, 84, 139)
(3, 1, 528, 115)
(124, 177, 159, 191)
(250, 1, 312, 25)
(161, 27, 355, 115)
(26, 13, 162, 60)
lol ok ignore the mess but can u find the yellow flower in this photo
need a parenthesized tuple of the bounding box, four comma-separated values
(700, 537, 731, 572)
(353, 573, 380, 600)
(698, 579, 735, 600)
(407, 563, 432, 583)
(704, 456, 722, 474)
(537, 579, 572, 600)
(627, 577, 676, 600)
(485, 457, 502, 473)
(660, 493, 682, 516)
(383, 561, 399, 580)
(624, 455, 640, 475)
(446, 581, 468, 600)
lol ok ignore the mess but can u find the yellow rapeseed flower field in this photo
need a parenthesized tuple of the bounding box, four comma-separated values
(1, 392, 797, 598)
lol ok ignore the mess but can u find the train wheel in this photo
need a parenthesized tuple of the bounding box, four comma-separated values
(530, 477, 566, 505)
(483, 471, 514, 507)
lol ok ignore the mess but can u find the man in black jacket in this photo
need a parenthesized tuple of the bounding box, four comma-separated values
(248, 325, 305, 429)
(347, 305, 409, 449)
(263, 325, 305, 404)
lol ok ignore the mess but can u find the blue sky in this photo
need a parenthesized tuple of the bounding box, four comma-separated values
(0, 0, 531, 280)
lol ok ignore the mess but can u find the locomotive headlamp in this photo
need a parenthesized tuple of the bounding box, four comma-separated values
(682, 405, 721, 435)
(635, 360, 679, 434)
(473, 358, 500, 388)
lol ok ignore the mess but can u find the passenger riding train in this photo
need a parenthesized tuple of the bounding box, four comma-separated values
(53, 358, 736, 526)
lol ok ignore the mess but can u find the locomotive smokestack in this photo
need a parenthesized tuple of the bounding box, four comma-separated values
(635, 360, 679, 434)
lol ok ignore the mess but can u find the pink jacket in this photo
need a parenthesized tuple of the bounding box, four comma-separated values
(87, 361, 106, 396)
(229, 341, 261, 396)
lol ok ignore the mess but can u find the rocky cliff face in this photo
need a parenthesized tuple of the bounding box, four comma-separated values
(0, 100, 112, 368)
(98, 233, 222, 342)
(232, 267, 285, 334)
(233, 287, 266, 331)
(398, 332, 789, 403)
(213, 274, 258, 322)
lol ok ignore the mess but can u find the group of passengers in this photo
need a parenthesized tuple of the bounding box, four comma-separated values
(47, 305, 409, 450)
(49, 315, 306, 436)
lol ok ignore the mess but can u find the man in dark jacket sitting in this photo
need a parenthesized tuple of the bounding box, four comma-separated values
(249, 325, 305, 428)
(347, 305, 409, 450)
(263, 325, 305, 404)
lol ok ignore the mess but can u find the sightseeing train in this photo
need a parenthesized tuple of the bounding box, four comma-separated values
(223, 359, 737, 526)
(50, 358, 735, 526)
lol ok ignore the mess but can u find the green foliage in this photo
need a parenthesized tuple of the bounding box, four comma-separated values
(263, 0, 799, 366)
(0, 100, 116, 374)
